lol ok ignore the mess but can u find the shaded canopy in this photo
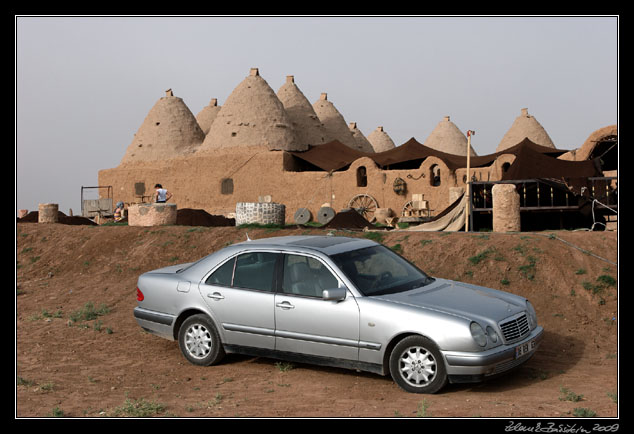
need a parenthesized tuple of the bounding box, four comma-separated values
(289, 140, 370, 171)
(289, 137, 600, 181)
(499, 140, 601, 181)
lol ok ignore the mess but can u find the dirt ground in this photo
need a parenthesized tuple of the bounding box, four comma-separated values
(15, 222, 618, 419)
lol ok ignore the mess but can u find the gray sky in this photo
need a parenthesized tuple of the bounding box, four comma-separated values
(15, 15, 618, 215)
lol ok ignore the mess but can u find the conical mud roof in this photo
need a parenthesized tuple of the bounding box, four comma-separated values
(120, 89, 205, 164)
(348, 122, 374, 153)
(424, 116, 477, 156)
(199, 68, 304, 152)
(367, 126, 396, 153)
(312, 93, 358, 149)
(277, 76, 328, 147)
(496, 108, 555, 152)
(195, 98, 221, 135)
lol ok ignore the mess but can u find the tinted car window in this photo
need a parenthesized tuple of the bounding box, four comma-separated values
(282, 254, 338, 297)
(232, 252, 278, 292)
(330, 245, 433, 296)
(205, 257, 235, 287)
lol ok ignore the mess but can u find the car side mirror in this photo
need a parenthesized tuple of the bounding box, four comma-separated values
(322, 287, 347, 301)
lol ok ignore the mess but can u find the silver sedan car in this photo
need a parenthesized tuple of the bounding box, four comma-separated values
(133, 235, 543, 393)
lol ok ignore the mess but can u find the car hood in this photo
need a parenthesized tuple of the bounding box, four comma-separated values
(374, 278, 526, 323)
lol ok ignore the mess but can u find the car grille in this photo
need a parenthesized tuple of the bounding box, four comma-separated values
(499, 313, 530, 343)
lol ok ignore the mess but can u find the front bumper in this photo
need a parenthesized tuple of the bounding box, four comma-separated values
(441, 326, 544, 383)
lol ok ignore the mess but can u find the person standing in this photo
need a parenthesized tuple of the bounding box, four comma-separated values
(153, 184, 173, 203)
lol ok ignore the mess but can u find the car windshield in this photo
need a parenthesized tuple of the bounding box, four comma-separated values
(330, 245, 434, 296)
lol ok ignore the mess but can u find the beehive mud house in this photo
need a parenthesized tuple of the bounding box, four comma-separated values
(99, 68, 617, 230)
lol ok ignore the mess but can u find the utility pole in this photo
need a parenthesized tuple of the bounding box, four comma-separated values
(465, 130, 475, 232)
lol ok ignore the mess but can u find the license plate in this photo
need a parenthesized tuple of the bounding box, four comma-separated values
(515, 340, 537, 359)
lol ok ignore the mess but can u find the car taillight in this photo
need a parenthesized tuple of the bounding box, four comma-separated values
(136, 287, 144, 301)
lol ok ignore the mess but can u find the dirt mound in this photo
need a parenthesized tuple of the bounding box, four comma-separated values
(58, 215, 99, 226)
(17, 211, 97, 226)
(176, 208, 235, 227)
(323, 209, 371, 229)
(17, 211, 43, 223)
(16, 224, 618, 418)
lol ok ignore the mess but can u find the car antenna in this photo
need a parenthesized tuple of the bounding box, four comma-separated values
(246, 232, 252, 241)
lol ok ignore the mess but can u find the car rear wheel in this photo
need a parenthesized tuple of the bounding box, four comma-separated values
(178, 314, 225, 366)
(389, 335, 447, 394)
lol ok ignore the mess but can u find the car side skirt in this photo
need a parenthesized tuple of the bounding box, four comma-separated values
(223, 344, 386, 376)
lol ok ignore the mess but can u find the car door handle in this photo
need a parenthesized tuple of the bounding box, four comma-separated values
(207, 292, 225, 300)
(276, 301, 295, 310)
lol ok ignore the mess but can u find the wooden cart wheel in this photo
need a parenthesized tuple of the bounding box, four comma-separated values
(348, 194, 378, 222)
(402, 200, 414, 217)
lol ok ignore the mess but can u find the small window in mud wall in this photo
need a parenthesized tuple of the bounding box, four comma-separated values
(502, 162, 511, 173)
(430, 164, 441, 186)
(356, 166, 367, 187)
(221, 178, 234, 195)
(134, 182, 145, 196)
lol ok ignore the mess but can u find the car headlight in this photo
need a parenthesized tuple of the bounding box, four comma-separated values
(470, 322, 487, 347)
(526, 300, 538, 329)
(486, 325, 499, 344)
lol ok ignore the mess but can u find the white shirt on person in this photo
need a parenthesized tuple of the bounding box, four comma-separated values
(156, 188, 168, 202)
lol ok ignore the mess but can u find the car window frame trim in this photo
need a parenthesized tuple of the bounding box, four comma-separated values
(200, 248, 355, 298)
(279, 251, 348, 299)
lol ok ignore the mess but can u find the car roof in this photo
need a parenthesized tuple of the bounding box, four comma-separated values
(175, 235, 379, 280)
(234, 235, 377, 256)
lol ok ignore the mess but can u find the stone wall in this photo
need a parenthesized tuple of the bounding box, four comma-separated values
(235, 202, 286, 225)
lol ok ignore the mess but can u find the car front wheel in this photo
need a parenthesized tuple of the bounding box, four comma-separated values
(389, 335, 447, 394)
(178, 314, 225, 366)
